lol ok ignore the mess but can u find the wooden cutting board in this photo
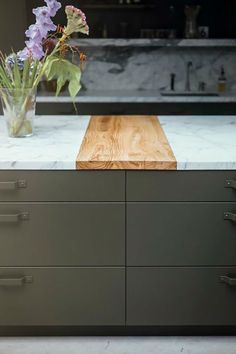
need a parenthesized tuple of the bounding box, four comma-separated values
(77, 115, 177, 170)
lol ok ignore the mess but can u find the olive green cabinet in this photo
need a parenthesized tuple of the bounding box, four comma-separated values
(0, 171, 125, 202)
(127, 171, 236, 201)
(127, 267, 236, 326)
(0, 267, 125, 326)
(0, 170, 236, 331)
(0, 203, 125, 266)
(0, 171, 126, 328)
(126, 171, 236, 328)
(127, 202, 236, 266)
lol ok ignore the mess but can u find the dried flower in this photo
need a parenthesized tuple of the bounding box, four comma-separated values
(64, 6, 89, 36)
(44, 38, 57, 55)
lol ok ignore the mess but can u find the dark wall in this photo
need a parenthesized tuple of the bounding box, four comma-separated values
(27, 0, 236, 39)
(0, 0, 26, 53)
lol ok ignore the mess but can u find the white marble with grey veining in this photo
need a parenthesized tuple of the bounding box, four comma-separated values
(71, 38, 236, 48)
(69, 43, 236, 93)
(1, 336, 236, 354)
(37, 91, 236, 103)
(0, 115, 90, 170)
(39, 39, 236, 95)
(159, 115, 236, 170)
(0, 115, 236, 170)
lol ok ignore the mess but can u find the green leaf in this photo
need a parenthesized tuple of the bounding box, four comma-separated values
(29, 60, 40, 88)
(56, 75, 66, 96)
(69, 77, 81, 98)
(0, 65, 12, 88)
(44, 56, 82, 98)
(22, 59, 30, 89)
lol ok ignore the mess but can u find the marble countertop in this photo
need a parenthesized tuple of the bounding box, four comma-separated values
(37, 90, 236, 104)
(0, 115, 90, 170)
(0, 115, 236, 170)
(159, 116, 236, 170)
(70, 39, 236, 48)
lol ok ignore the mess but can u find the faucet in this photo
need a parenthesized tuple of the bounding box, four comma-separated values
(185, 61, 193, 91)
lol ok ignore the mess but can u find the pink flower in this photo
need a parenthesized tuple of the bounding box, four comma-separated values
(64, 6, 89, 36)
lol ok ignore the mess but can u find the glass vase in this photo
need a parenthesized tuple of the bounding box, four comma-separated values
(0, 88, 36, 138)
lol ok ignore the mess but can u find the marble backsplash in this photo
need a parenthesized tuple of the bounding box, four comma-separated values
(78, 42, 236, 93)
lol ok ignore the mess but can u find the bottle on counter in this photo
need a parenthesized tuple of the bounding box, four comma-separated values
(218, 66, 227, 93)
(102, 24, 108, 38)
(170, 73, 176, 91)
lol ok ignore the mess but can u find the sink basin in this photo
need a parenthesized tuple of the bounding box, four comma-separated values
(161, 90, 219, 97)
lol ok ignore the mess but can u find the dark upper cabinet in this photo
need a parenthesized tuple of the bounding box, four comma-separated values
(26, 0, 235, 39)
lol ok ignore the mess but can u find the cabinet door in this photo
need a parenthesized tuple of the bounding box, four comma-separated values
(0, 203, 125, 266)
(127, 267, 236, 326)
(127, 171, 236, 201)
(0, 171, 125, 202)
(0, 267, 125, 326)
(128, 203, 236, 266)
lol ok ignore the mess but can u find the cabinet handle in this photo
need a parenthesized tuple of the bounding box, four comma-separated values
(224, 212, 236, 222)
(0, 276, 33, 287)
(0, 212, 29, 223)
(225, 180, 236, 190)
(220, 274, 236, 286)
(0, 180, 27, 191)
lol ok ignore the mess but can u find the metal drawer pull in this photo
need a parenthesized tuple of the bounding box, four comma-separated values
(0, 276, 33, 287)
(0, 180, 27, 191)
(225, 180, 236, 190)
(220, 274, 236, 286)
(0, 212, 29, 223)
(224, 212, 236, 222)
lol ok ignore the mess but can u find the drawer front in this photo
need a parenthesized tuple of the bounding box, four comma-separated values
(0, 171, 125, 202)
(127, 171, 236, 201)
(0, 267, 125, 326)
(127, 267, 236, 326)
(128, 203, 236, 266)
(0, 203, 125, 266)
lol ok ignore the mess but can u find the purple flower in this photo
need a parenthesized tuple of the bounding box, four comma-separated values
(25, 41, 45, 60)
(33, 6, 57, 33)
(18, 0, 61, 61)
(45, 0, 62, 17)
(25, 24, 45, 43)
(18, 48, 31, 61)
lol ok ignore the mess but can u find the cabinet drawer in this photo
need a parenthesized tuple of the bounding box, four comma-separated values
(127, 267, 236, 326)
(128, 203, 236, 266)
(0, 171, 125, 202)
(0, 203, 125, 266)
(127, 171, 236, 201)
(0, 267, 125, 326)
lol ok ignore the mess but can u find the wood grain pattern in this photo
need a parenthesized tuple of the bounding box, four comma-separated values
(77, 116, 177, 170)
